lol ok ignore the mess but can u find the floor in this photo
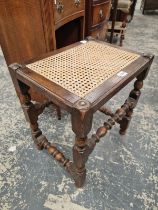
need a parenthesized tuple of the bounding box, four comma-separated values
(0, 1, 158, 210)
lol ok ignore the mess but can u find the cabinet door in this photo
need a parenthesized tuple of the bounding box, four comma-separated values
(0, 0, 55, 65)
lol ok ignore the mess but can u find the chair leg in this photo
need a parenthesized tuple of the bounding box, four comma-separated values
(119, 59, 155, 135)
(49, 103, 61, 120)
(17, 81, 52, 149)
(70, 100, 93, 187)
(120, 30, 124, 47)
(56, 106, 61, 120)
(120, 27, 125, 46)
(119, 78, 144, 135)
(119, 109, 133, 135)
(120, 16, 127, 47)
(72, 137, 88, 187)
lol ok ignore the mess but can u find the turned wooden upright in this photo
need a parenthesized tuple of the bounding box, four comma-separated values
(8, 39, 154, 187)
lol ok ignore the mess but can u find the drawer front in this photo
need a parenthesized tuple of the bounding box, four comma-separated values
(92, 1, 111, 26)
(54, 0, 84, 23)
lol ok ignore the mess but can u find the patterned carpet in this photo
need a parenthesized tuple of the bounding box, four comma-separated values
(0, 1, 158, 210)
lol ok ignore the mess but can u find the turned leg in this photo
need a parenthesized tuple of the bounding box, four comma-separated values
(72, 137, 88, 187)
(17, 81, 47, 149)
(120, 13, 127, 47)
(120, 23, 126, 47)
(18, 81, 71, 168)
(119, 108, 133, 135)
(56, 106, 61, 120)
(119, 77, 144, 135)
(70, 100, 93, 187)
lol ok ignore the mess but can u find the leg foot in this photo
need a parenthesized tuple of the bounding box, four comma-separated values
(74, 169, 86, 188)
(67, 162, 86, 188)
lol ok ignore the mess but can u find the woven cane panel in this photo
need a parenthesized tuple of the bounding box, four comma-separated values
(27, 41, 140, 97)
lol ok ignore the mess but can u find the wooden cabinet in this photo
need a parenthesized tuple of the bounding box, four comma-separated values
(85, 0, 111, 40)
(141, 0, 158, 14)
(0, 0, 85, 65)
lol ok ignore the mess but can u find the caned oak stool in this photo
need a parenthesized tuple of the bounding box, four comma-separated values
(9, 39, 154, 188)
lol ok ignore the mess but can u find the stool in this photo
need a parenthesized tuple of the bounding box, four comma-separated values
(9, 38, 154, 188)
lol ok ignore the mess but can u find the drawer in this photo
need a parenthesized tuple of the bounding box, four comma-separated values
(54, 0, 85, 24)
(92, 1, 111, 26)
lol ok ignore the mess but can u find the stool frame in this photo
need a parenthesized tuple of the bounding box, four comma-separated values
(8, 40, 154, 187)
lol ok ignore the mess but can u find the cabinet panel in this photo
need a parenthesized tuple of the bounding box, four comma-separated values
(0, 0, 48, 65)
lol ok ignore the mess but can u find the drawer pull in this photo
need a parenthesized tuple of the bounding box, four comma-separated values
(99, 9, 104, 19)
(74, 0, 80, 7)
(57, 1, 64, 13)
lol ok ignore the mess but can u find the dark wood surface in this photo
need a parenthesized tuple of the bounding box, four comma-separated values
(0, 0, 54, 65)
(0, 0, 56, 102)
